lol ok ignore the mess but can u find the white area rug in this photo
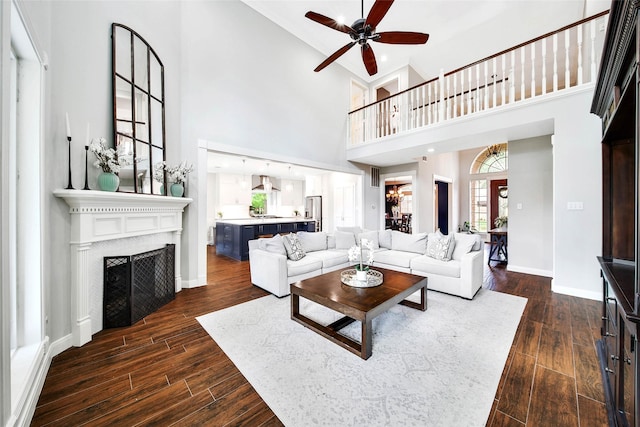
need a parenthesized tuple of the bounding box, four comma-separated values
(197, 288, 526, 427)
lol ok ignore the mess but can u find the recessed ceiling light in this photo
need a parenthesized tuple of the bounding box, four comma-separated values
(427, 148, 435, 153)
(380, 55, 388, 62)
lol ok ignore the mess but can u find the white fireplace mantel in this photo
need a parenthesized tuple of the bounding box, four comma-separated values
(54, 189, 192, 346)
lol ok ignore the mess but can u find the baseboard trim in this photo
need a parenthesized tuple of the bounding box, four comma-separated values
(552, 280, 602, 301)
(181, 277, 207, 289)
(49, 333, 74, 358)
(507, 264, 553, 277)
(13, 337, 51, 427)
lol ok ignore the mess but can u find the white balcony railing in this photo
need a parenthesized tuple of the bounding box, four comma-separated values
(348, 11, 609, 146)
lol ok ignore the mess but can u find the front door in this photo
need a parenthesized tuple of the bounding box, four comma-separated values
(490, 179, 508, 229)
(435, 180, 449, 234)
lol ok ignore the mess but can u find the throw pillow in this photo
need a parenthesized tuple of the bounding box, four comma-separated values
(334, 230, 356, 249)
(296, 231, 327, 252)
(357, 230, 380, 249)
(283, 234, 306, 261)
(336, 226, 363, 235)
(436, 230, 456, 260)
(426, 233, 455, 261)
(378, 229, 392, 249)
(391, 231, 428, 254)
(258, 234, 286, 256)
(452, 233, 478, 260)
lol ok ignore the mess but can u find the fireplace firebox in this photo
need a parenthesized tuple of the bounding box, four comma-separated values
(103, 244, 175, 328)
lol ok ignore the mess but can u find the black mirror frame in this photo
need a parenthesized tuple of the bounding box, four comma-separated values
(111, 23, 167, 194)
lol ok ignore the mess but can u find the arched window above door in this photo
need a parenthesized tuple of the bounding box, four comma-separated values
(470, 143, 508, 174)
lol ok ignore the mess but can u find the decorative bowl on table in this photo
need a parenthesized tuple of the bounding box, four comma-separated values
(340, 269, 383, 288)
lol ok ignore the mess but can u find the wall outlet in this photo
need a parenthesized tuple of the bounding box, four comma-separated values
(567, 202, 584, 210)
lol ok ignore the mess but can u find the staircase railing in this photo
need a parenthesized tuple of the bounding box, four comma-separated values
(348, 11, 609, 146)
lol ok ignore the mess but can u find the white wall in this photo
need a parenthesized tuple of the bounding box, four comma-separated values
(417, 151, 460, 233)
(508, 136, 554, 276)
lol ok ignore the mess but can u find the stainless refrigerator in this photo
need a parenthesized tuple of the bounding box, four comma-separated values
(305, 196, 322, 232)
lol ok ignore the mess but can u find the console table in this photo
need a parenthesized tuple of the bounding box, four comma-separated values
(488, 228, 508, 264)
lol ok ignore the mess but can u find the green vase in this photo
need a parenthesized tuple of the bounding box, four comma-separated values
(170, 183, 184, 197)
(98, 172, 119, 192)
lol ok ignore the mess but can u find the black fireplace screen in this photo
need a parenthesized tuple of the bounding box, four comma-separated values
(103, 244, 175, 328)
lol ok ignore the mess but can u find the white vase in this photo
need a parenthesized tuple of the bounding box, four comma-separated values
(356, 270, 368, 281)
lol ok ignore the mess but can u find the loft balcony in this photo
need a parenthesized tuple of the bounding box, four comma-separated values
(346, 11, 608, 159)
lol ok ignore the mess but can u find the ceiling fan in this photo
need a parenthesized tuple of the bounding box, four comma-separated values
(305, 0, 429, 76)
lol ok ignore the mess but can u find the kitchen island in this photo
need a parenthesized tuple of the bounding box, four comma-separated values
(215, 218, 316, 261)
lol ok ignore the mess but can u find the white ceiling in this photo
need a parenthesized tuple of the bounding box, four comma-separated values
(241, 0, 611, 82)
(211, 1, 611, 176)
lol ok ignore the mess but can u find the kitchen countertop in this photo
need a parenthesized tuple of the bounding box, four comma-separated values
(215, 217, 311, 225)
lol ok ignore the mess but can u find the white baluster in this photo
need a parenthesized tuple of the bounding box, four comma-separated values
(475, 64, 480, 112)
(492, 57, 497, 108)
(439, 69, 445, 122)
(410, 90, 415, 129)
(553, 33, 558, 91)
(520, 46, 526, 100)
(501, 54, 506, 106)
(419, 85, 423, 127)
(484, 61, 489, 110)
(565, 29, 570, 89)
(510, 51, 515, 103)
(530, 42, 536, 97)
(428, 82, 432, 124)
(577, 23, 583, 85)
(453, 72, 458, 118)
(541, 38, 547, 95)
(468, 68, 473, 113)
(445, 75, 450, 119)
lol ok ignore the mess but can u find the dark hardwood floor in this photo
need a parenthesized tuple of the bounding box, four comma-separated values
(31, 245, 608, 426)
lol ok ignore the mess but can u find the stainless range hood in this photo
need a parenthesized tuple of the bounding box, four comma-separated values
(252, 175, 280, 192)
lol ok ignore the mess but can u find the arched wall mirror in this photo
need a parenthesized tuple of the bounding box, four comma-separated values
(112, 23, 166, 194)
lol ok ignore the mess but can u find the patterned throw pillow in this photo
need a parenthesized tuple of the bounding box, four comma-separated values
(283, 233, 306, 261)
(426, 233, 455, 261)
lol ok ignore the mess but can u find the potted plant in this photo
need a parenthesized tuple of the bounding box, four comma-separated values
(89, 137, 130, 191)
(348, 238, 375, 281)
(154, 161, 194, 197)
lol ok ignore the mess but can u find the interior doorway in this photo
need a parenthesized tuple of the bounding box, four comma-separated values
(383, 175, 413, 233)
(435, 180, 450, 234)
(375, 78, 399, 137)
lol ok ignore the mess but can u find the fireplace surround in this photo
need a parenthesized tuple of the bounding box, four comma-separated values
(54, 189, 191, 346)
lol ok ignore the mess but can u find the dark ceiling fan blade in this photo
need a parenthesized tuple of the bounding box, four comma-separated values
(314, 41, 357, 72)
(375, 31, 429, 44)
(365, 0, 394, 29)
(305, 11, 354, 34)
(361, 43, 378, 76)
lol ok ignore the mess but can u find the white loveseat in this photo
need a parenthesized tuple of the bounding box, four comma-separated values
(248, 228, 485, 299)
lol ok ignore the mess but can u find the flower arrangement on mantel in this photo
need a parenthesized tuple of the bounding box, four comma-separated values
(153, 161, 194, 184)
(89, 138, 130, 174)
(348, 238, 375, 272)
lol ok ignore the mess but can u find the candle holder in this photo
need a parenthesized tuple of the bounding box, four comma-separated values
(83, 145, 90, 190)
(65, 136, 74, 189)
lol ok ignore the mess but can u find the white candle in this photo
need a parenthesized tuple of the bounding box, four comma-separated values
(65, 112, 71, 138)
(85, 122, 90, 145)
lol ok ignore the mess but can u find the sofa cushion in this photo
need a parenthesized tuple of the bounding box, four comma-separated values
(287, 256, 323, 277)
(378, 230, 392, 249)
(297, 231, 327, 252)
(411, 255, 461, 278)
(455, 232, 482, 251)
(337, 226, 363, 235)
(358, 230, 380, 249)
(373, 249, 421, 268)
(257, 234, 286, 256)
(283, 234, 306, 261)
(334, 230, 356, 249)
(452, 233, 479, 260)
(307, 250, 349, 269)
(391, 231, 428, 254)
(426, 232, 455, 261)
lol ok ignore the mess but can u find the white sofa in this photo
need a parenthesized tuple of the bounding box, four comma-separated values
(248, 228, 484, 299)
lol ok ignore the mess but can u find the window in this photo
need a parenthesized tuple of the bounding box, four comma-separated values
(469, 144, 508, 232)
(470, 180, 488, 232)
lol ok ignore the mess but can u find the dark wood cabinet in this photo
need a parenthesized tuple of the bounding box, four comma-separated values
(591, 1, 640, 425)
(215, 220, 316, 260)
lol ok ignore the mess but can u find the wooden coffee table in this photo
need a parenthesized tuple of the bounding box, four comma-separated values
(290, 267, 427, 360)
